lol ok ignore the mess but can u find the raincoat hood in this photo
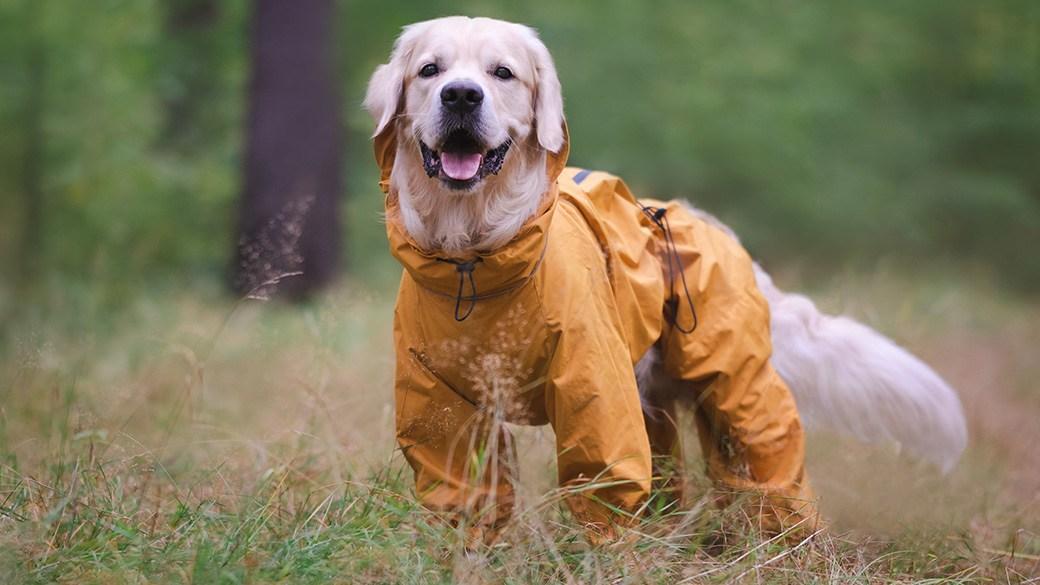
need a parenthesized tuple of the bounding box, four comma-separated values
(373, 124, 571, 197)
(375, 127, 571, 301)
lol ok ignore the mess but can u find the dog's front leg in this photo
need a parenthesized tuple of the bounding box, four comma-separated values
(543, 322, 654, 543)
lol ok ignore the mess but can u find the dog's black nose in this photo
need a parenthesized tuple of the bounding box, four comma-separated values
(440, 81, 483, 114)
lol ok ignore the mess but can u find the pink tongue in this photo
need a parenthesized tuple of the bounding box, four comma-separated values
(440, 152, 482, 180)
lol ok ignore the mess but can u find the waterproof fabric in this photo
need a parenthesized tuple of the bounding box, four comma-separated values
(376, 131, 816, 540)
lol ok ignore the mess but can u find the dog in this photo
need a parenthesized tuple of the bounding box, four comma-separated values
(364, 16, 968, 539)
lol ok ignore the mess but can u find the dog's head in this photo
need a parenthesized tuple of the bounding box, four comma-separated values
(364, 17, 564, 194)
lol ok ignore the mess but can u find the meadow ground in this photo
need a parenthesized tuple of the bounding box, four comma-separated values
(1, 269, 1038, 583)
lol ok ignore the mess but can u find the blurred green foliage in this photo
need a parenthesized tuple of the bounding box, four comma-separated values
(2, 0, 1038, 310)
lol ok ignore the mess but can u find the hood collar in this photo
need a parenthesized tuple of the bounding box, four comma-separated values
(375, 123, 570, 306)
(374, 124, 570, 197)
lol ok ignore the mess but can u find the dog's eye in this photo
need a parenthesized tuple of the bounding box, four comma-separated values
(418, 63, 439, 78)
(493, 66, 513, 80)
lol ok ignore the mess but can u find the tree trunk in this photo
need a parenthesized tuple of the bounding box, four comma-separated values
(232, 0, 343, 299)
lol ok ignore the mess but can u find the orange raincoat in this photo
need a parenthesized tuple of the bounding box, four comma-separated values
(375, 130, 816, 540)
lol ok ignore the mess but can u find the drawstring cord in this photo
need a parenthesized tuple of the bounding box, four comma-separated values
(640, 203, 698, 334)
(435, 257, 483, 321)
(424, 234, 549, 322)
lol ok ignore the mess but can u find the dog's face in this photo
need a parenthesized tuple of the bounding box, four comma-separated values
(365, 17, 564, 194)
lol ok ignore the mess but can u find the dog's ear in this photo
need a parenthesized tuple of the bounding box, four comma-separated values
(525, 29, 565, 153)
(364, 62, 404, 138)
(365, 26, 419, 138)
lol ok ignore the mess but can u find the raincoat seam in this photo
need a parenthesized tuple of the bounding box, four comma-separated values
(530, 272, 562, 379)
(405, 345, 479, 410)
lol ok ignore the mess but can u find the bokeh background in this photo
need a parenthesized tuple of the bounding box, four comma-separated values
(2, 0, 1038, 301)
(1, 0, 1039, 581)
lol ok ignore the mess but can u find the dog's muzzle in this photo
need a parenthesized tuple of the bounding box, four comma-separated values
(419, 129, 511, 190)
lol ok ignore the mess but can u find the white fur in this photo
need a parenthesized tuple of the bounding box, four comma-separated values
(754, 266, 968, 473)
(368, 17, 969, 473)
(389, 138, 549, 252)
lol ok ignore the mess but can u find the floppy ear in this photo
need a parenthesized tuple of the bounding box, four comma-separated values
(365, 25, 423, 138)
(525, 30, 565, 153)
(364, 60, 405, 139)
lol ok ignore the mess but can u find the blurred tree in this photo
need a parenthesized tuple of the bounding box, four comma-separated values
(159, 0, 220, 151)
(232, 0, 344, 299)
(18, 28, 45, 290)
(0, 0, 1035, 300)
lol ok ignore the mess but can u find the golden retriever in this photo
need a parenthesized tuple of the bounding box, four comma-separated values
(365, 15, 967, 493)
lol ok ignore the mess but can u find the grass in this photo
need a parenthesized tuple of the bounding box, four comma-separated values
(1, 269, 1038, 583)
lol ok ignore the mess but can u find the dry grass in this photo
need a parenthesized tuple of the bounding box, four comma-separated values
(0, 272, 1038, 583)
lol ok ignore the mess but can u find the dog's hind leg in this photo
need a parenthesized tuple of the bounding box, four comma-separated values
(635, 347, 687, 503)
(679, 201, 968, 473)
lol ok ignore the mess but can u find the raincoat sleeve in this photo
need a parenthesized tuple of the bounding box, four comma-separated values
(392, 308, 515, 539)
(656, 203, 818, 533)
(542, 278, 654, 541)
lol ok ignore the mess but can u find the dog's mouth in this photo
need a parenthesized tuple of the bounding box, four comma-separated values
(419, 130, 511, 190)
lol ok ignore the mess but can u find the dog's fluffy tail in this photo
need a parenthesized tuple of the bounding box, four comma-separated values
(684, 204, 968, 473)
(754, 267, 968, 473)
